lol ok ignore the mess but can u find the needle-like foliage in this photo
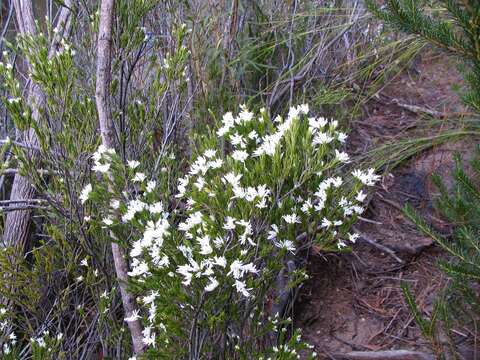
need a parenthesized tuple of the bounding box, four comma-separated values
(367, 0, 480, 112)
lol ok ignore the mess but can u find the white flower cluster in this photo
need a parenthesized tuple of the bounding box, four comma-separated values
(80, 146, 173, 348)
(81, 103, 380, 353)
(0, 308, 16, 355)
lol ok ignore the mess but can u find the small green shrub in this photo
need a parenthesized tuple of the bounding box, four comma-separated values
(404, 151, 480, 358)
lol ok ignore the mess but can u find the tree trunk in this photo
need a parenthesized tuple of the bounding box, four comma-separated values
(95, 0, 145, 354)
(3, 1, 72, 249)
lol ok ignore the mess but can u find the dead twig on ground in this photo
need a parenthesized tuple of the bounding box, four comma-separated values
(353, 226, 405, 264)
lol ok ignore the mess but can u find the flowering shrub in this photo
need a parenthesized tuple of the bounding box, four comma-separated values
(79, 103, 379, 358)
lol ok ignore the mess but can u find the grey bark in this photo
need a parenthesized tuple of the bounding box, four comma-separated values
(95, 0, 145, 354)
(3, 0, 73, 249)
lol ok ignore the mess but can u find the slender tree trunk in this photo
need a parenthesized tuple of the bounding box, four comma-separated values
(95, 0, 145, 354)
(3, 1, 72, 249)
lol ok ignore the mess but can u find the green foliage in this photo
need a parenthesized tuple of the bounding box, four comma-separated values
(401, 282, 448, 358)
(403, 150, 480, 357)
(367, 0, 480, 112)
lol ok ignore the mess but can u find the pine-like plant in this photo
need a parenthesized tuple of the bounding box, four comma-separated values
(367, 0, 480, 112)
(404, 151, 480, 357)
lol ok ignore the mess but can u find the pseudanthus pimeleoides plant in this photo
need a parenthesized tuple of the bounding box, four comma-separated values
(81, 104, 380, 358)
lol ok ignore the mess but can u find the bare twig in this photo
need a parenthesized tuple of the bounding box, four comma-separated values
(353, 226, 404, 264)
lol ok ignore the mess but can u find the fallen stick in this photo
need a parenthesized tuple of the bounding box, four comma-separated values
(353, 226, 404, 264)
(334, 350, 435, 360)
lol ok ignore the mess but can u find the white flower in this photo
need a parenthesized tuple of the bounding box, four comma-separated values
(353, 205, 365, 214)
(34, 337, 46, 348)
(194, 176, 206, 191)
(149, 202, 163, 214)
(177, 259, 200, 285)
(178, 211, 203, 232)
(234, 280, 252, 297)
(142, 218, 170, 249)
(127, 160, 140, 169)
(308, 117, 328, 130)
(128, 259, 150, 277)
(228, 260, 257, 279)
(153, 255, 169, 269)
(237, 105, 254, 123)
(274, 239, 296, 253)
(337, 132, 348, 143)
(237, 220, 254, 246)
(146, 180, 156, 193)
(213, 237, 225, 248)
(223, 216, 236, 230)
(337, 240, 347, 249)
(335, 149, 350, 163)
(312, 132, 333, 145)
(92, 162, 110, 173)
(125, 309, 141, 322)
(176, 176, 189, 198)
(282, 214, 300, 224)
(232, 150, 249, 163)
(133, 172, 146, 182)
(79, 183, 92, 204)
(321, 218, 332, 228)
(198, 235, 213, 255)
(122, 199, 147, 222)
(213, 256, 227, 267)
(356, 190, 367, 202)
(217, 112, 235, 136)
(110, 199, 120, 209)
(301, 199, 313, 214)
(204, 149, 216, 158)
(103, 217, 113, 226)
(349, 233, 360, 243)
(230, 133, 246, 148)
(208, 158, 223, 169)
(189, 156, 209, 175)
(80, 258, 88, 267)
(331, 177, 343, 187)
(142, 326, 156, 346)
(352, 168, 380, 186)
(248, 130, 258, 140)
(143, 291, 159, 305)
(148, 303, 156, 323)
(298, 103, 309, 114)
(205, 277, 219, 292)
(268, 224, 279, 240)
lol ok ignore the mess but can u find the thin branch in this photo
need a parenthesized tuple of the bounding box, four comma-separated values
(95, 0, 145, 354)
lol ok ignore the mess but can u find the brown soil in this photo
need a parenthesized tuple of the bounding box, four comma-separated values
(295, 52, 478, 359)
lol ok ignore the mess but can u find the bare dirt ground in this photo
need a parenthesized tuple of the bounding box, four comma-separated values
(295, 52, 478, 360)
